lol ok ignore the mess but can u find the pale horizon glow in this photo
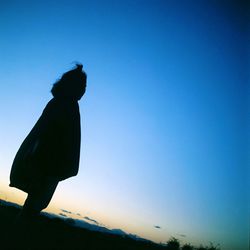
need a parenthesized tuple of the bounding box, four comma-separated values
(0, 1, 248, 250)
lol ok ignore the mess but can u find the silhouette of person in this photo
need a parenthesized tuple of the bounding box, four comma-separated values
(9, 64, 87, 219)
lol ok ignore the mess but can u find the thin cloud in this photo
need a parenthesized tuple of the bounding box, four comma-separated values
(177, 234, 186, 238)
(84, 216, 99, 225)
(61, 209, 72, 214)
(59, 213, 67, 217)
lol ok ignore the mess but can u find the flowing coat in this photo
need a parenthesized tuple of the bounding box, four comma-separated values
(9, 98, 81, 193)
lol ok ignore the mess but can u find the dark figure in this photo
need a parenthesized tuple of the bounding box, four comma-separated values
(9, 64, 87, 218)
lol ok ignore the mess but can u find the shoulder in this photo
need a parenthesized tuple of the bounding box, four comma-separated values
(44, 98, 58, 110)
(44, 98, 79, 117)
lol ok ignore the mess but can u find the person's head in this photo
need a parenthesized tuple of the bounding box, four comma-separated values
(51, 64, 87, 100)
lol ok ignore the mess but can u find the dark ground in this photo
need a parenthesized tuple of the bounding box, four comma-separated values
(0, 200, 166, 250)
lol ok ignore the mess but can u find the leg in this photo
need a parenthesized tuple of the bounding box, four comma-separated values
(20, 177, 59, 219)
(12, 178, 59, 249)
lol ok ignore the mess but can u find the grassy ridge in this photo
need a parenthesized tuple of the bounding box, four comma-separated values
(0, 200, 220, 250)
(0, 200, 166, 250)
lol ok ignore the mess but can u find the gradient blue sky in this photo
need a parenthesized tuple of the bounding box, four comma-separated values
(0, 1, 248, 249)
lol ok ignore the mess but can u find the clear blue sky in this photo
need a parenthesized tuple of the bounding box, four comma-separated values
(0, 1, 248, 249)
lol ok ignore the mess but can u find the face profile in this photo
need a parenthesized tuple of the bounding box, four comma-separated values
(51, 64, 87, 101)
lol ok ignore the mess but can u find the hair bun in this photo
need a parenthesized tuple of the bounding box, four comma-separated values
(76, 63, 83, 71)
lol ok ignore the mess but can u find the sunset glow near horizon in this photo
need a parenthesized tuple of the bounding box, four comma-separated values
(0, 1, 248, 250)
